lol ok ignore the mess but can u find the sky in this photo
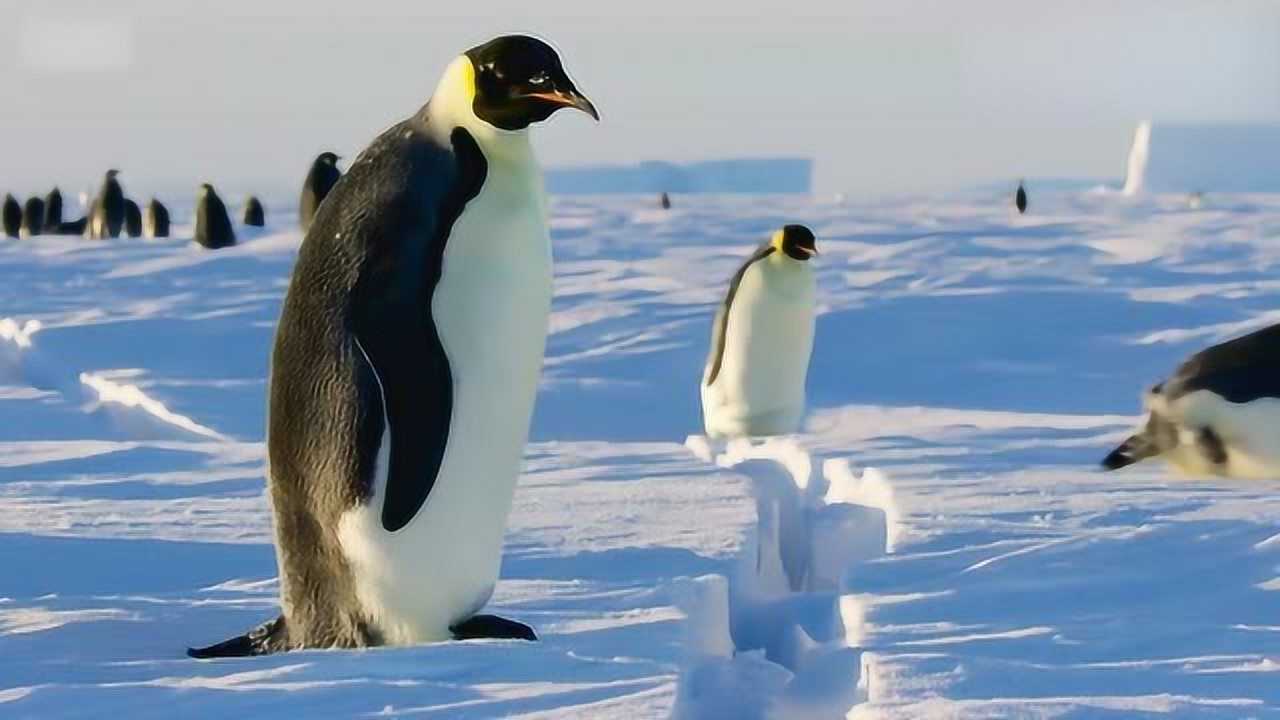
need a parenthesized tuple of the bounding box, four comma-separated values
(2, 0, 1278, 199)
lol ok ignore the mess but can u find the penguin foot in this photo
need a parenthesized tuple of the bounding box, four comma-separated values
(450, 614, 537, 642)
(188, 615, 286, 659)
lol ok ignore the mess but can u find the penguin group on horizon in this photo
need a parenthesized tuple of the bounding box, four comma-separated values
(4, 168, 269, 249)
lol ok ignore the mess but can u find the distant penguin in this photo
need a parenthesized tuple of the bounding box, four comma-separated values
(1015, 181, 1027, 214)
(20, 197, 45, 237)
(243, 195, 266, 227)
(194, 184, 235, 249)
(2, 195, 20, 238)
(299, 152, 342, 232)
(88, 169, 125, 239)
(57, 216, 88, 235)
(143, 198, 170, 238)
(188, 34, 598, 659)
(123, 199, 143, 238)
(701, 225, 817, 439)
(661, 192, 671, 210)
(1103, 324, 1280, 479)
(43, 188, 63, 230)
(1188, 191, 1205, 210)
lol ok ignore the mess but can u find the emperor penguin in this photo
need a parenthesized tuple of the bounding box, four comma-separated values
(299, 152, 342, 232)
(701, 225, 818, 439)
(123, 198, 143, 238)
(143, 198, 170, 238)
(3, 194, 22, 238)
(1015, 181, 1027, 214)
(243, 195, 266, 227)
(19, 197, 45, 237)
(188, 34, 598, 659)
(194, 184, 236, 249)
(1103, 323, 1280, 479)
(43, 188, 63, 230)
(88, 170, 125, 239)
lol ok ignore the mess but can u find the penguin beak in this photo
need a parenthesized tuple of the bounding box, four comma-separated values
(525, 90, 600, 121)
(801, 246, 818, 257)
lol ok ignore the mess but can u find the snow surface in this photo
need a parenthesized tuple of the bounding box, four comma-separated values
(2, 191, 1280, 718)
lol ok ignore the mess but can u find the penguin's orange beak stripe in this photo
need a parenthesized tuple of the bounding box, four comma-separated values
(524, 91, 600, 121)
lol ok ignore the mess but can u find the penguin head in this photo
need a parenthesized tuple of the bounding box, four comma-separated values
(463, 35, 598, 131)
(106, 169, 120, 179)
(317, 152, 340, 167)
(771, 224, 818, 261)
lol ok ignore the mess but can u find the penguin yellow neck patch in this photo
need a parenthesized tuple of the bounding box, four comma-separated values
(769, 230, 785, 253)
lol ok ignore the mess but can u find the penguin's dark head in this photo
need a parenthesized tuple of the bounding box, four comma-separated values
(106, 169, 120, 179)
(316, 152, 339, 167)
(771, 224, 818, 261)
(464, 35, 598, 132)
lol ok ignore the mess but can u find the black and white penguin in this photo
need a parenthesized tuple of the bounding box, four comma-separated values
(242, 195, 266, 227)
(20, 197, 45, 237)
(188, 34, 597, 659)
(122, 199, 143, 238)
(88, 169, 125, 239)
(661, 191, 671, 210)
(1015, 181, 1027, 214)
(299, 152, 342, 232)
(701, 225, 818, 439)
(194, 184, 235, 249)
(43, 188, 63, 230)
(2, 195, 20, 238)
(1103, 324, 1280, 479)
(143, 198, 170, 238)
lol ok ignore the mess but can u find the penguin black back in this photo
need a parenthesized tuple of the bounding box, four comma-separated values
(2, 195, 20, 238)
(299, 152, 341, 232)
(195, 184, 236, 249)
(1015, 182, 1027, 214)
(43, 188, 63, 229)
(123, 199, 143, 238)
(243, 195, 266, 227)
(144, 198, 170, 238)
(661, 192, 671, 210)
(20, 197, 45, 237)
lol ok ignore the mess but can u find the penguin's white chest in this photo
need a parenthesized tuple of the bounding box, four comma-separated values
(1164, 391, 1280, 479)
(702, 257, 815, 438)
(339, 157, 552, 643)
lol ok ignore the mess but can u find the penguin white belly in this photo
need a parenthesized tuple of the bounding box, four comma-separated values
(338, 161, 552, 643)
(702, 259, 815, 438)
(1164, 391, 1280, 479)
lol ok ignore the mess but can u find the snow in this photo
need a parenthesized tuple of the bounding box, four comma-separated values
(2, 190, 1280, 717)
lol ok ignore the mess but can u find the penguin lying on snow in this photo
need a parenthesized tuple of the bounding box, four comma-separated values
(188, 35, 597, 658)
(701, 225, 817, 439)
(1104, 323, 1280, 479)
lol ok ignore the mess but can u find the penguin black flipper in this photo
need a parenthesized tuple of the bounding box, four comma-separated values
(704, 243, 775, 386)
(290, 120, 487, 536)
(1165, 323, 1280, 403)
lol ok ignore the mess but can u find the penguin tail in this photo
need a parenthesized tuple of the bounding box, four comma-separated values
(1101, 434, 1155, 471)
(188, 615, 287, 659)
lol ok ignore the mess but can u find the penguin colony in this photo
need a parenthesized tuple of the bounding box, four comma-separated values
(2, 172, 261, 247)
(0, 33, 1272, 661)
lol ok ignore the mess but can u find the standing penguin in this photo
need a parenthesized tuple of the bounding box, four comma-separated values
(298, 152, 342, 232)
(1103, 324, 1280, 479)
(88, 170, 125, 239)
(701, 225, 818, 439)
(20, 197, 45, 237)
(122, 199, 143, 238)
(143, 198, 170, 238)
(43, 188, 63, 230)
(243, 195, 266, 227)
(661, 191, 671, 210)
(2, 195, 20, 238)
(1015, 181, 1027, 214)
(188, 35, 597, 658)
(194, 184, 235, 249)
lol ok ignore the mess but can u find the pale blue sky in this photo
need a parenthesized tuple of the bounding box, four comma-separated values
(3, 0, 1278, 198)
